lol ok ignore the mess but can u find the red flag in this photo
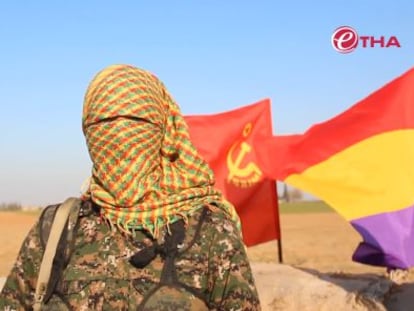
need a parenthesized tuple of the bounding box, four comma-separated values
(185, 99, 280, 246)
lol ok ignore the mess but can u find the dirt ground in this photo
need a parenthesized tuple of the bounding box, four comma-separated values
(247, 212, 386, 275)
(1, 211, 413, 310)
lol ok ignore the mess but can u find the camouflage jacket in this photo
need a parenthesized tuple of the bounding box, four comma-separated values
(0, 200, 261, 310)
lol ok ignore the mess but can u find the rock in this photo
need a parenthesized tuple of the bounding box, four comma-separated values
(250, 263, 392, 311)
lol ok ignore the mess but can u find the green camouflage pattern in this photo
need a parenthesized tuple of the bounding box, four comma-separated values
(0, 202, 261, 310)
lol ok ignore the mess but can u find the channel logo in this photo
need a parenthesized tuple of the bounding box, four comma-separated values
(331, 26, 401, 54)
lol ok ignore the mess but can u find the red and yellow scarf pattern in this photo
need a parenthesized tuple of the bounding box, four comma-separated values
(82, 64, 240, 237)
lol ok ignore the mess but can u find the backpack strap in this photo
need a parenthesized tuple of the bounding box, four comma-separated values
(33, 197, 81, 311)
(136, 206, 210, 311)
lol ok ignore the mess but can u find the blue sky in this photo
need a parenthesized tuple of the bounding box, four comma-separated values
(1, 1, 413, 206)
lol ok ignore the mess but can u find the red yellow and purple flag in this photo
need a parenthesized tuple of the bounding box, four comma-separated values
(257, 67, 414, 268)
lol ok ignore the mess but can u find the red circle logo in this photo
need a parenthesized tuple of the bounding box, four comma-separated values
(331, 26, 359, 53)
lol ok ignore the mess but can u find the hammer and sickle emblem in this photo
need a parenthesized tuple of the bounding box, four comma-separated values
(227, 122, 262, 187)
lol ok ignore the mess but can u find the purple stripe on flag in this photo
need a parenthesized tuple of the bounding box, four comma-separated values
(350, 205, 414, 269)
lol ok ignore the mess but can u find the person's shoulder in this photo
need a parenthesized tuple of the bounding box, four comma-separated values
(38, 198, 87, 247)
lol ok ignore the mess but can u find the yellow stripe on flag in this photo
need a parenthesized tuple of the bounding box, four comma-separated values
(285, 129, 414, 220)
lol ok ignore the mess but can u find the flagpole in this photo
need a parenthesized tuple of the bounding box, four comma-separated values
(277, 239, 283, 263)
(272, 180, 283, 263)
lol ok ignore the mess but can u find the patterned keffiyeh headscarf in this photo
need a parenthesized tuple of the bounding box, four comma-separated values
(82, 64, 240, 237)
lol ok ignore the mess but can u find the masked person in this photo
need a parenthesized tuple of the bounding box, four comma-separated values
(0, 64, 261, 310)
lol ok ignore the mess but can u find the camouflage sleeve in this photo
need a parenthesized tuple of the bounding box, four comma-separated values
(0, 217, 44, 310)
(207, 215, 261, 311)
